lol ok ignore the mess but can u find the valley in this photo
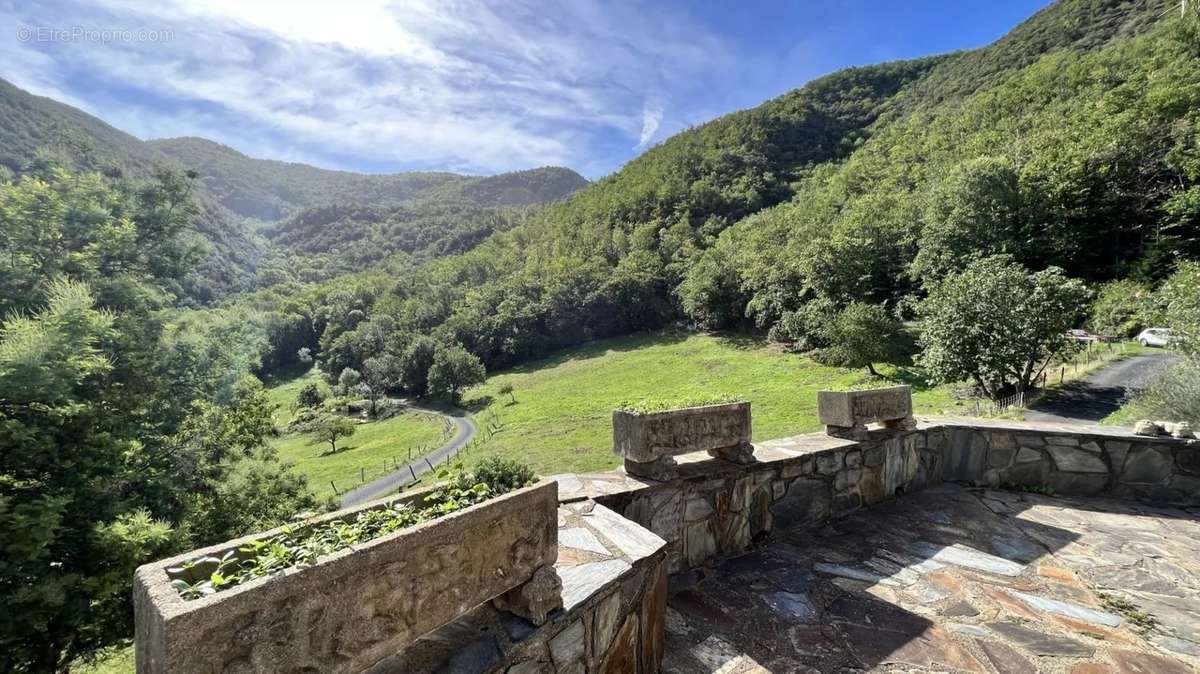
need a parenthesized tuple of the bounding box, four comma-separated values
(3, 1, 1200, 671)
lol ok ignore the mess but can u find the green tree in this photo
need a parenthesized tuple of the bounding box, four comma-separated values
(296, 382, 324, 409)
(358, 354, 401, 416)
(819, 302, 904, 376)
(398, 335, 438, 397)
(1157, 261, 1200, 354)
(911, 157, 1026, 285)
(427, 344, 486, 404)
(312, 414, 356, 454)
(498, 382, 516, 404)
(336, 367, 361, 396)
(917, 255, 1089, 399)
(0, 168, 317, 672)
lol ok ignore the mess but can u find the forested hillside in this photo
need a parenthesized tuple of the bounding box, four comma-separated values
(0, 81, 587, 302)
(283, 0, 1196, 391)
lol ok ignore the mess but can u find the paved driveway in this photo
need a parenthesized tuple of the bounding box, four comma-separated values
(1024, 352, 1175, 424)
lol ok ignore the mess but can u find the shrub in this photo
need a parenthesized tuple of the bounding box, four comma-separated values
(814, 302, 904, 375)
(295, 382, 324, 409)
(1089, 280, 1152, 338)
(1134, 360, 1200, 425)
(472, 456, 537, 494)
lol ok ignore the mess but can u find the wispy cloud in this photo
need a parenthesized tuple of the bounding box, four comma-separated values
(0, 0, 732, 176)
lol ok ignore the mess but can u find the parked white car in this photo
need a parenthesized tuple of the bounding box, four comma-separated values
(1135, 327, 1176, 347)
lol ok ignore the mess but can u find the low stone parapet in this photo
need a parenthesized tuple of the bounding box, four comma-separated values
(134, 481, 560, 674)
(367, 502, 668, 674)
(933, 418, 1200, 504)
(818, 385, 915, 438)
(613, 401, 753, 480)
(573, 425, 941, 572)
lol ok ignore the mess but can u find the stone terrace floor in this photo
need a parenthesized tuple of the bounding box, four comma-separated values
(662, 484, 1200, 673)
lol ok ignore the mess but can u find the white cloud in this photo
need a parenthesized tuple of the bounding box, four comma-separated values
(0, 0, 732, 176)
(636, 96, 664, 149)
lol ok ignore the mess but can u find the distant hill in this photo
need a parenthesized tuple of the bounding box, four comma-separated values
(147, 137, 587, 220)
(0, 79, 587, 300)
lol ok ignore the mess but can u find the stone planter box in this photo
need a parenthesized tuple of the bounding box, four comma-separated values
(818, 386, 914, 438)
(134, 481, 561, 674)
(613, 401, 753, 480)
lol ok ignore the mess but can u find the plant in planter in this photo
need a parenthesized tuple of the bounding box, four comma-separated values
(168, 460, 533, 599)
(613, 397, 753, 480)
(135, 459, 560, 674)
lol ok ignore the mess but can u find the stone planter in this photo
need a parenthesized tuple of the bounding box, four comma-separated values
(818, 386, 914, 439)
(134, 481, 561, 674)
(613, 401, 753, 480)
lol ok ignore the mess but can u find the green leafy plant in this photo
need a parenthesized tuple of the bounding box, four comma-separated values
(616, 395, 739, 413)
(169, 460, 536, 599)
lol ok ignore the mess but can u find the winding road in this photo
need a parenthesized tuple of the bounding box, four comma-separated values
(1024, 351, 1176, 424)
(338, 407, 477, 508)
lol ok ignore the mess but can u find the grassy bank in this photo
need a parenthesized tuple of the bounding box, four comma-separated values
(461, 332, 958, 475)
(263, 367, 448, 500)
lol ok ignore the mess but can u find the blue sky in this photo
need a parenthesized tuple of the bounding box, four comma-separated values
(2, 0, 1050, 178)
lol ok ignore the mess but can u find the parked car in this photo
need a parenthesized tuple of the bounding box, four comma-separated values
(1135, 327, 1176, 347)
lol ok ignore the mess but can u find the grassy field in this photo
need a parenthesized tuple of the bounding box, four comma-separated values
(460, 332, 959, 475)
(264, 367, 448, 500)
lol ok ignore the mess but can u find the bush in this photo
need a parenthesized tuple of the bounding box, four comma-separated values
(1134, 360, 1200, 425)
(1157, 261, 1200, 355)
(815, 302, 904, 375)
(1089, 280, 1152, 338)
(295, 382, 324, 409)
(472, 456, 537, 494)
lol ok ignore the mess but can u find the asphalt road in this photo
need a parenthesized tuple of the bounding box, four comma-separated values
(338, 408, 477, 508)
(1024, 351, 1176, 424)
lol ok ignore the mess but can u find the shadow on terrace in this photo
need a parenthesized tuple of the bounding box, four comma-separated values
(661, 482, 1200, 673)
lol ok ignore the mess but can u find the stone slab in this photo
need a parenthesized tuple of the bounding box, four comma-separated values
(909, 542, 1024, 577)
(817, 386, 913, 427)
(986, 622, 1094, 657)
(1008, 591, 1121, 627)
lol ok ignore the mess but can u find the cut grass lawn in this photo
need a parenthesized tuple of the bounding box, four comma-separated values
(264, 367, 448, 500)
(461, 331, 959, 476)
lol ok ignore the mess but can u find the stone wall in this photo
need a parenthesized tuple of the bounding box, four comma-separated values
(562, 427, 944, 573)
(556, 418, 1200, 579)
(368, 502, 669, 674)
(933, 419, 1200, 505)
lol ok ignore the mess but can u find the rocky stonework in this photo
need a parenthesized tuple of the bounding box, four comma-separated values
(367, 502, 669, 674)
(134, 482, 560, 674)
(613, 402, 753, 480)
(589, 428, 940, 573)
(933, 422, 1200, 505)
(818, 386, 915, 439)
(661, 484, 1200, 673)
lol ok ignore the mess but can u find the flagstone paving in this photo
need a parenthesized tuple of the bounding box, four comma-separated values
(662, 484, 1200, 673)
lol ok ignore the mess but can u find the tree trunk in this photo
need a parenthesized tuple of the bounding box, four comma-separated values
(867, 363, 878, 376)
